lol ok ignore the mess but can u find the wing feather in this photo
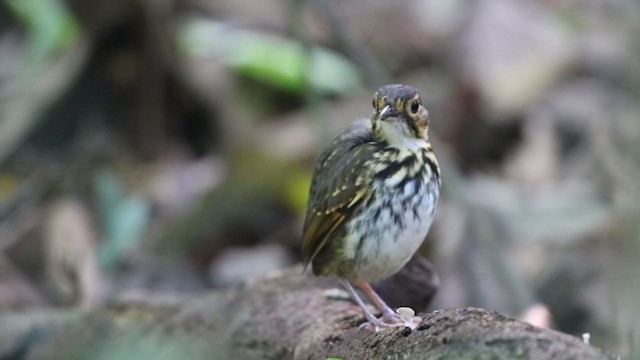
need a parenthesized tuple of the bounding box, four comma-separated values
(301, 120, 380, 272)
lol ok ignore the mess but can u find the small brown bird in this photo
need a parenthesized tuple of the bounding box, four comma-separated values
(302, 84, 441, 330)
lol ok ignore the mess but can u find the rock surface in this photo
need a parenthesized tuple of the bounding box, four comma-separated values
(0, 267, 611, 360)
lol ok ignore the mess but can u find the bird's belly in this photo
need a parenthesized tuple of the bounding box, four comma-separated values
(342, 180, 438, 282)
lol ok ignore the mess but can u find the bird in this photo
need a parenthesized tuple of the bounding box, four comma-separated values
(301, 84, 441, 330)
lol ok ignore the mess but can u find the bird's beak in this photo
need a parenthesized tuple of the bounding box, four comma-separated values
(378, 105, 396, 120)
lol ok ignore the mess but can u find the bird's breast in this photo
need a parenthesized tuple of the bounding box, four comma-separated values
(341, 149, 440, 282)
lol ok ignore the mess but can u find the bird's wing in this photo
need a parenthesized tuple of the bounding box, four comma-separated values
(301, 119, 380, 270)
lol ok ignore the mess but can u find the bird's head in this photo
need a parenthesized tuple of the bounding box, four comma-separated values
(370, 84, 430, 149)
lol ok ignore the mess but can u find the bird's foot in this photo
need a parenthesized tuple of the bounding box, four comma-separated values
(385, 306, 422, 329)
(359, 307, 422, 331)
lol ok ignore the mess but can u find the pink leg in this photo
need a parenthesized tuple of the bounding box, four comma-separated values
(340, 279, 389, 330)
(357, 280, 423, 329)
(357, 280, 398, 321)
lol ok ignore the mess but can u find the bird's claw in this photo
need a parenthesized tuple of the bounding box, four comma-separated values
(359, 308, 422, 332)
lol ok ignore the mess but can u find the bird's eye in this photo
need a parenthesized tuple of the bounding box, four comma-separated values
(410, 100, 420, 113)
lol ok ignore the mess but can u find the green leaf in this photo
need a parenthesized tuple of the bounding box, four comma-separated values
(177, 19, 362, 95)
(283, 168, 312, 214)
(5, 0, 79, 61)
(94, 169, 151, 268)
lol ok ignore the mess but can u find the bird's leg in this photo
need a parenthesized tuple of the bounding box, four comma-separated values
(356, 280, 398, 320)
(340, 279, 389, 331)
(357, 280, 422, 329)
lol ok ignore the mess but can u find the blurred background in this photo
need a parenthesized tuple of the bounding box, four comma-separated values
(0, 0, 639, 357)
